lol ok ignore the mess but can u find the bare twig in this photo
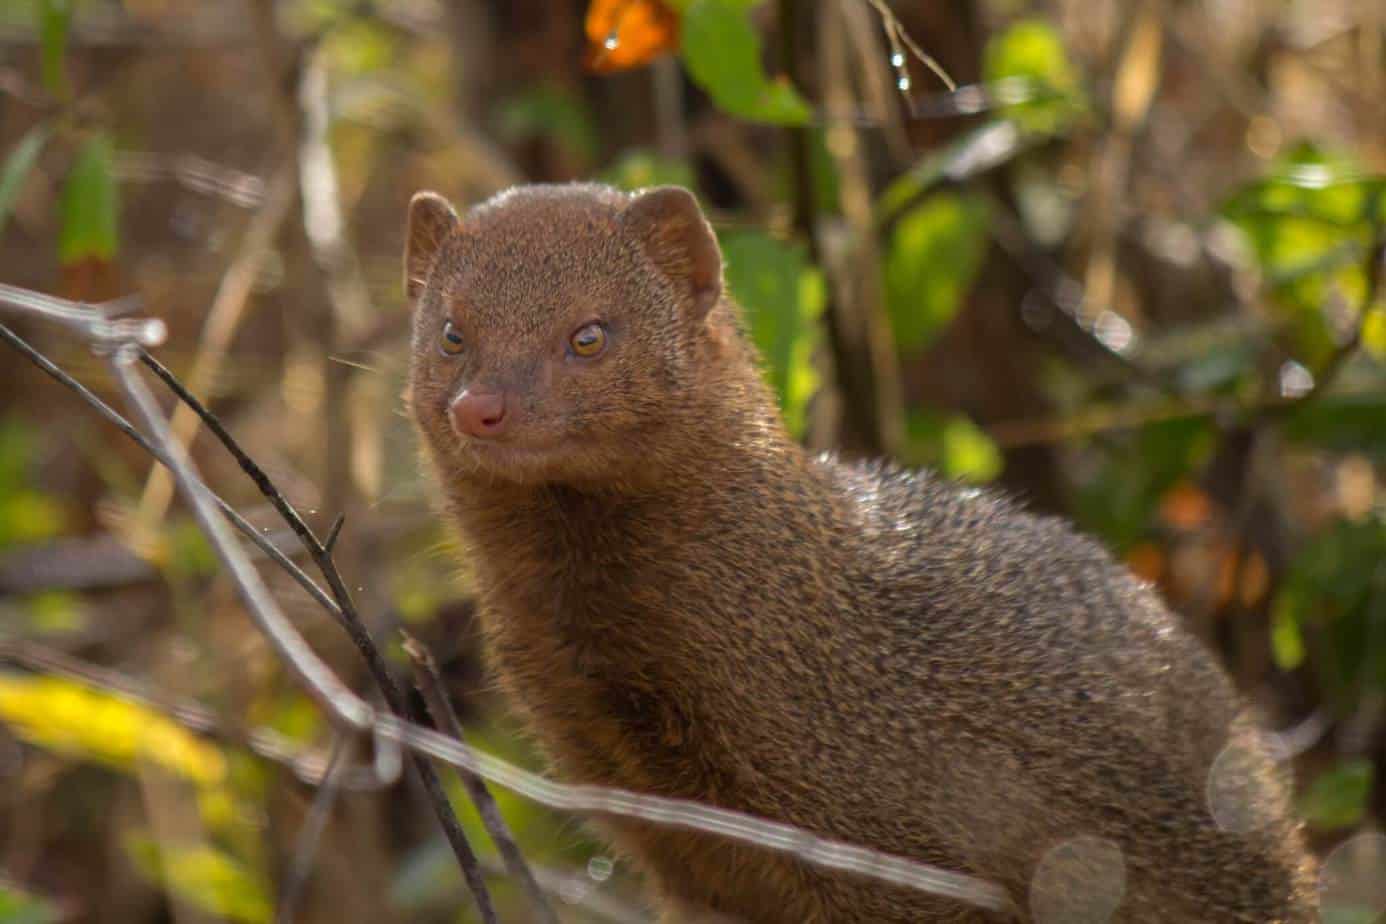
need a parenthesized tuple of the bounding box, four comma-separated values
(0, 290, 1018, 917)
(135, 353, 500, 923)
(276, 735, 352, 923)
(0, 322, 344, 623)
(480, 856, 651, 924)
(864, 0, 957, 100)
(404, 635, 559, 924)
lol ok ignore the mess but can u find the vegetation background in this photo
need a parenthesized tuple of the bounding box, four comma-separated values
(0, 0, 1383, 920)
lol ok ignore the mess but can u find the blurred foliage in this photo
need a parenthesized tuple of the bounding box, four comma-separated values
(981, 18, 1086, 134)
(885, 191, 990, 352)
(0, 675, 227, 786)
(0, 885, 58, 924)
(0, 418, 66, 549)
(680, 0, 812, 125)
(902, 410, 1003, 484)
(124, 835, 271, 924)
(0, 0, 1384, 920)
(57, 134, 119, 266)
(1300, 758, 1374, 832)
(720, 230, 824, 436)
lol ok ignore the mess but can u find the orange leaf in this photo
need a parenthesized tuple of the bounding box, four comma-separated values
(584, 0, 679, 73)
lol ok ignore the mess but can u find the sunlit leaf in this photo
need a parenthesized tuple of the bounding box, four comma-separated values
(0, 884, 59, 924)
(981, 19, 1085, 133)
(0, 126, 49, 234)
(720, 230, 824, 436)
(0, 675, 226, 786)
(58, 135, 119, 266)
(681, 0, 812, 125)
(125, 835, 271, 924)
(1300, 759, 1374, 831)
(903, 410, 1003, 483)
(321, 18, 398, 74)
(38, 0, 71, 98)
(600, 149, 696, 191)
(885, 192, 990, 352)
(584, 0, 680, 72)
(1270, 595, 1306, 671)
(1221, 144, 1383, 366)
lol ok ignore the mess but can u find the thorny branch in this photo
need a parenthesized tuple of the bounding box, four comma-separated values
(0, 287, 1019, 918)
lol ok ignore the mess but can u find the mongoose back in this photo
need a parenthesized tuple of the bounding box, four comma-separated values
(405, 182, 1316, 922)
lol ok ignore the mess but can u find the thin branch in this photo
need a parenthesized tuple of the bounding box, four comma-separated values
(404, 635, 559, 924)
(276, 734, 352, 923)
(135, 354, 500, 924)
(0, 290, 1018, 918)
(0, 322, 344, 623)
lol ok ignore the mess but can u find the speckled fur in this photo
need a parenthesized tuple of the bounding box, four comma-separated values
(405, 183, 1317, 922)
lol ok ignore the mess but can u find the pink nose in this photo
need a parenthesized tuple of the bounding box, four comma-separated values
(450, 389, 509, 439)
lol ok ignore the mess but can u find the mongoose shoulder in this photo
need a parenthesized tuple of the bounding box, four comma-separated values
(405, 182, 1317, 922)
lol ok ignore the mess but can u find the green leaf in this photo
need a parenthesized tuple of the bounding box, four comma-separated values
(885, 192, 990, 352)
(903, 410, 1003, 483)
(0, 884, 59, 924)
(720, 230, 824, 436)
(681, 0, 812, 125)
(1270, 594, 1306, 670)
(600, 149, 696, 191)
(1300, 759, 1374, 831)
(38, 0, 71, 99)
(125, 835, 271, 924)
(58, 134, 119, 265)
(981, 19, 1085, 133)
(1283, 394, 1386, 460)
(1221, 144, 1384, 366)
(0, 126, 49, 233)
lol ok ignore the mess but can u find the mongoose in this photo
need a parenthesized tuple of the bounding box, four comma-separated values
(404, 182, 1317, 922)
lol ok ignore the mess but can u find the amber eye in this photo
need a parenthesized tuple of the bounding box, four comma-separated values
(570, 322, 607, 358)
(439, 320, 464, 356)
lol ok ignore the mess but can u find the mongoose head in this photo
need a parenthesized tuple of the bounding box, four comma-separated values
(405, 183, 727, 486)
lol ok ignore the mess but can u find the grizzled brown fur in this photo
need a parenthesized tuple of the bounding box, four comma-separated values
(405, 183, 1317, 922)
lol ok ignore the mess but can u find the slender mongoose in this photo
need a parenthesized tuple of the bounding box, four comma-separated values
(405, 182, 1316, 922)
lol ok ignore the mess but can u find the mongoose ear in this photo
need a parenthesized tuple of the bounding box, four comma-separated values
(622, 186, 722, 319)
(405, 191, 460, 301)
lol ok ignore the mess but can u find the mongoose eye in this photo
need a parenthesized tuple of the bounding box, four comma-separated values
(439, 320, 465, 356)
(570, 322, 607, 358)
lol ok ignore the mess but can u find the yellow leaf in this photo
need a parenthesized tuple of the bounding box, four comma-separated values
(0, 674, 226, 785)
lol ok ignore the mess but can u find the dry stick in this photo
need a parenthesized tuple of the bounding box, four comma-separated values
(0, 323, 346, 626)
(136, 353, 500, 924)
(276, 734, 352, 924)
(403, 635, 559, 924)
(2, 294, 1017, 917)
